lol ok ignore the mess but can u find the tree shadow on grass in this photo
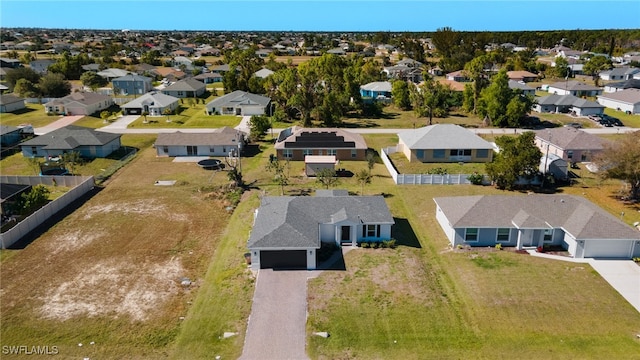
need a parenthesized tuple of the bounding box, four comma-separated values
(392, 217, 421, 248)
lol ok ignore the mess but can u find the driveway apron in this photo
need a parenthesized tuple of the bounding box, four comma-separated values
(240, 269, 310, 360)
(589, 259, 640, 313)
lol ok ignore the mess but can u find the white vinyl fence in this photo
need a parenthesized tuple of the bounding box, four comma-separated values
(0, 175, 94, 248)
(380, 146, 490, 185)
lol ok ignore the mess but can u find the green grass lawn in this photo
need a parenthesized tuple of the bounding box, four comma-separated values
(387, 152, 487, 175)
(604, 108, 640, 128)
(0, 103, 59, 127)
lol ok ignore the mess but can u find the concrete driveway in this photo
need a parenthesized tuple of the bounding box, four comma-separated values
(99, 115, 140, 130)
(589, 260, 640, 313)
(34, 115, 85, 135)
(239, 269, 310, 360)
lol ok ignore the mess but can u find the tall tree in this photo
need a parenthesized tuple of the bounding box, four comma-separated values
(5, 67, 40, 89)
(80, 71, 108, 91)
(315, 168, 339, 189)
(486, 132, 542, 190)
(392, 80, 411, 110)
(13, 78, 39, 98)
(38, 73, 71, 98)
(355, 169, 372, 195)
(583, 55, 613, 76)
(463, 55, 490, 114)
(477, 69, 533, 127)
(595, 131, 640, 200)
(410, 77, 452, 125)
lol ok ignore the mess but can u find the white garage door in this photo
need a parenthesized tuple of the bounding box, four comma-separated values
(584, 240, 633, 258)
(241, 106, 264, 116)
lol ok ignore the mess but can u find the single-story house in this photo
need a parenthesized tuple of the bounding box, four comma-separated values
(0, 94, 25, 113)
(383, 65, 423, 83)
(547, 81, 603, 97)
(539, 153, 568, 180)
(29, 59, 55, 74)
(193, 72, 223, 84)
(597, 88, 640, 114)
(534, 127, 607, 162)
(436, 79, 465, 92)
(397, 124, 494, 163)
(274, 126, 367, 161)
(507, 70, 539, 82)
(445, 70, 468, 82)
(205, 90, 271, 116)
(151, 67, 187, 81)
(21, 125, 121, 158)
(603, 79, 640, 93)
(160, 78, 206, 98)
(359, 81, 392, 100)
(97, 68, 131, 81)
(154, 127, 245, 157)
(0, 125, 22, 146)
(533, 94, 604, 116)
(305, 155, 337, 176)
(112, 74, 153, 95)
(248, 190, 395, 270)
(120, 91, 179, 116)
(43, 92, 114, 116)
(434, 194, 640, 259)
(599, 67, 640, 81)
(508, 80, 536, 96)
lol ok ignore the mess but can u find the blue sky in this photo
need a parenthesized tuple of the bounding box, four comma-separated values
(1, 1, 639, 32)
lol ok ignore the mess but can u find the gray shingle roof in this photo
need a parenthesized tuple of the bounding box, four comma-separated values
(536, 94, 603, 108)
(0, 94, 24, 105)
(360, 81, 392, 92)
(44, 92, 112, 107)
(121, 91, 179, 109)
(206, 90, 271, 109)
(248, 193, 394, 249)
(535, 127, 607, 151)
(161, 78, 205, 92)
(398, 124, 494, 150)
(605, 79, 640, 90)
(434, 195, 640, 240)
(0, 124, 21, 136)
(21, 125, 121, 150)
(598, 88, 640, 105)
(154, 127, 243, 146)
(548, 80, 601, 92)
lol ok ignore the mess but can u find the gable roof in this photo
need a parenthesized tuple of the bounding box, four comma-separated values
(534, 127, 606, 151)
(536, 94, 604, 109)
(548, 80, 601, 92)
(274, 126, 367, 150)
(97, 68, 130, 78)
(155, 127, 243, 146)
(121, 91, 179, 109)
(0, 124, 21, 136)
(398, 124, 493, 150)
(507, 70, 538, 79)
(600, 67, 640, 77)
(161, 78, 205, 92)
(206, 90, 271, 109)
(21, 125, 120, 149)
(597, 88, 640, 105)
(434, 195, 640, 240)
(605, 79, 640, 90)
(253, 68, 274, 79)
(0, 94, 25, 105)
(43, 92, 112, 108)
(508, 80, 535, 91)
(112, 74, 152, 82)
(248, 193, 394, 249)
(360, 81, 392, 92)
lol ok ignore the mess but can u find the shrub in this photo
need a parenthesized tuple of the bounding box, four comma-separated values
(371, 241, 379, 249)
(360, 242, 370, 248)
(456, 244, 464, 249)
(467, 172, 484, 185)
(495, 243, 502, 250)
(382, 239, 396, 249)
(633, 257, 640, 263)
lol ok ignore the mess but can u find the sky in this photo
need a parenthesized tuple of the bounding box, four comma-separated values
(1, 0, 639, 32)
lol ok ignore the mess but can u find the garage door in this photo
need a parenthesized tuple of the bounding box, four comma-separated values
(260, 250, 306, 269)
(584, 240, 633, 258)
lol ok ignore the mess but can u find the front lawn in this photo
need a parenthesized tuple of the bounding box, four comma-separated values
(0, 103, 59, 128)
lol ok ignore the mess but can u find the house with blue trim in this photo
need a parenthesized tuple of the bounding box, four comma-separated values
(21, 125, 121, 159)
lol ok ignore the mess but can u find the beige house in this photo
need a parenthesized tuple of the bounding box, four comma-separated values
(44, 92, 114, 116)
(534, 127, 607, 163)
(397, 124, 494, 163)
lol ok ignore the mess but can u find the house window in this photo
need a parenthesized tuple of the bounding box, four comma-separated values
(31, 146, 38, 155)
(433, 149, 445, 158)
(581, 154, 587, 161)
(177, 91, 184, 97)
(363, 224, 380, 238)
(327, 149, 336, 156)
(496, 228, 510, 242)
(543, 229, 553, 242)
(476, 149, 489, 158)
(283, 149, 292, 159)
(163, 146, 169, 153)
(465, 228, 478, 241)
(567, 151, 573, 159)
(351, 149, 357, 158)
(450, 149, 472, 156)
(416, 149, 424, 159)
(303, 149, 313, 156)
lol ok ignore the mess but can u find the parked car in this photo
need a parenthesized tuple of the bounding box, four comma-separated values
(566, 122, 582, 129)
(588, 114, 602, 121)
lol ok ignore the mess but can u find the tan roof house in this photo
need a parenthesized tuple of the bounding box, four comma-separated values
(534, 127, 607, 163)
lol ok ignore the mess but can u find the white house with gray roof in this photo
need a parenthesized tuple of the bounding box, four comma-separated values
(508, 80, 535, 96)
(434, 195, 640, 259)
(120, 91, 179, 116)
(43, 92, 113, 116)
(599, 67, 640, 81)
(547, 81, 603, 97)
(534, 94, 604, 116)
(205, 90, 271, 116)
(160, 78, 205, 98)
(154, 126, 245, 157)
(397, 124, 494, 163)
(248, 191, 395, 270)
(20, 125, 121, 158)
(597, 88, 640, 114)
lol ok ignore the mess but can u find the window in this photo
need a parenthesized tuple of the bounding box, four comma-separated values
(283, 149, 292, 159)
(450, 149, 472, 156)
(363, 224, 380, 238)
(463, 149, 472, 156)
(351, 149, 357, 158)
(581, 153, 587, 161)
(303, 149, 313, 156)
(433, 149, 445, 158)
(31, 146, 38, 155)
(543, 229, 553, 242)
(416, 149, 424, 159)
(163, 146, 169, 154)
(465, 228, 478, 241)
(496, 228, 510, 242)
(476, 149, 489, 158)
(327, 149, 336, 156)
(567, 151, 573, 159)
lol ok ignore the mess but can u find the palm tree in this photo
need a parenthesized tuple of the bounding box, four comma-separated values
(355, 169, 372, 195)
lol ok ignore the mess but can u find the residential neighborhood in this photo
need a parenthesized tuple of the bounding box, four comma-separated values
(1, 19, 640, 360)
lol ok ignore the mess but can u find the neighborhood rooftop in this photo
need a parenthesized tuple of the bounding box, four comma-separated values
(398, 124, 494, 150)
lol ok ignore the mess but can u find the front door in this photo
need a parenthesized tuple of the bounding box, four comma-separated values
(340, 226, 351, 244)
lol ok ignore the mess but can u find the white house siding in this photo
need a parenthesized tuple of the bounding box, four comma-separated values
(319, 224, 335, 243)
(435, 206, 456, 246)
(157, 145, 238, 157)
(563, 234, 579, 257)
(583, 240, 634, 259)
(242, 105, 266, 116)
(597, 98, 640, 114)
(0, 100, 25, 113)
(571, 106, 603, 117)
